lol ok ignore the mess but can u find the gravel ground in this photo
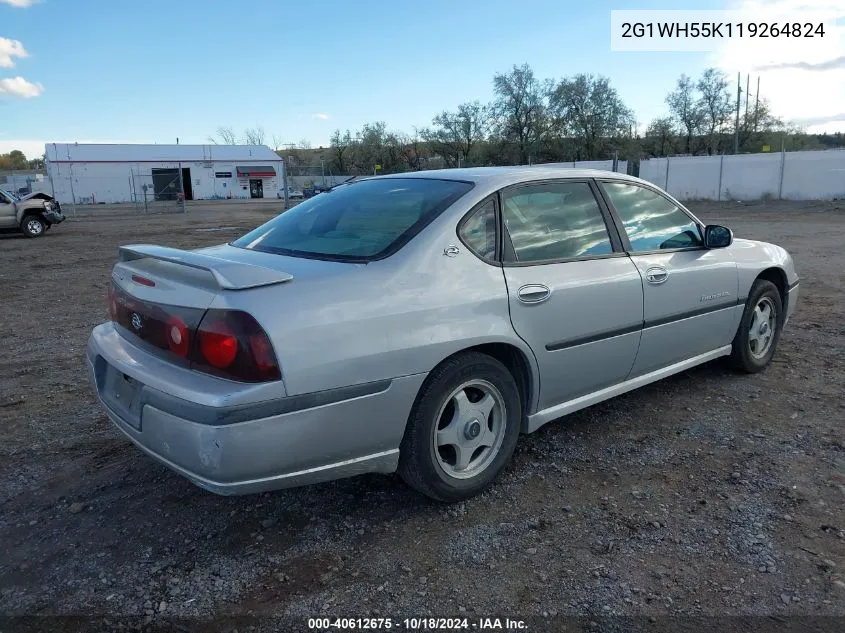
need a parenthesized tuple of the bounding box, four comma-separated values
(0, 199, 843, 632)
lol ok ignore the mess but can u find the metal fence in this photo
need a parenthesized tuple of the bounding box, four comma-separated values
(0, 170, 49, 197)
(129, 169, 186, 214)
(44, 167, 187, 214)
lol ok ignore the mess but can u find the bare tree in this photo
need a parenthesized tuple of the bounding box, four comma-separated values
(209, 126, 237, 144)
(547, 74, 634, 160)
(393, 129, 428, 171)
(644, 117, 677, 157)
(271, 134, 284, 152)
(243, 126, 266, 145)
(422, 101, 490, 167)
(696, 68, 732, 155)
(666, 75, 703, 154)
(491, 64, 547, 164)
(329, 129, 354, 174)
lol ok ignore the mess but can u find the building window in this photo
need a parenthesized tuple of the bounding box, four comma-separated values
(215, 172, 232, 178)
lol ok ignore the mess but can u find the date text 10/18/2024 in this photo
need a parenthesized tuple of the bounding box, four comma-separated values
(307, 617, 528, 630)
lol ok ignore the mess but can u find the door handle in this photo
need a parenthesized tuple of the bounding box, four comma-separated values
(517, 284, 551, 304)
(645, 266, 669, 284)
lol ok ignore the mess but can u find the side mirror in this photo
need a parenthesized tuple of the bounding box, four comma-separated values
(704, 224, 733, 248)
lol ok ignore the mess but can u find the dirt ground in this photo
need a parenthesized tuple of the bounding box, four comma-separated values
(0, 198, 843, 632)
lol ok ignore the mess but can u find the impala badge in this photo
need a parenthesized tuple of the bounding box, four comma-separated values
(131, 312, 143, 330)
(700, 291, 730, 302)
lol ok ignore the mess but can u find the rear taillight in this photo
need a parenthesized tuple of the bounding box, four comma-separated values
(107, 282, 280, 383)
(198, 320, 238, 368)
(107, 287, 117, 320)
(191, 310, 281, 382)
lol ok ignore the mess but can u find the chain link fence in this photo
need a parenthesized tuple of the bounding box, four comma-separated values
(43, 167, 187, 215)
(129, 169, 186, 214)
(0, 169, 49, 197)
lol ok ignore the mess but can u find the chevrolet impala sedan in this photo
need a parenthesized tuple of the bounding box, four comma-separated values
(87, 167, 799, 501)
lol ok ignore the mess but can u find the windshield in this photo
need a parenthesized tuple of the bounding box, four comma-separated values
(231, 178, 473, 262)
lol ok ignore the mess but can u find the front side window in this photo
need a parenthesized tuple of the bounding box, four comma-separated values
(459, 199, 497, 261)
(232, 178, 473, 262)
(501, 181, 614, 263)
(602, 182, 702, 252)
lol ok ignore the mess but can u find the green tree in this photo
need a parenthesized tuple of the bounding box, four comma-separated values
(421, 101, 490, 167)
(666, 74, 703, 154)
(491, 64, 547, 165)
(0, 149, 28, 169)
(547, 74, 634, 160)
(696, 68, 732, 155)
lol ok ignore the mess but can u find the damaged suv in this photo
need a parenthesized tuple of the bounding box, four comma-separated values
(0, 188, 65, 238)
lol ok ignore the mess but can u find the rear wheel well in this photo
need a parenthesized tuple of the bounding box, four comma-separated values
(435, 343, 533, 427)
(755, 267, 787, 311)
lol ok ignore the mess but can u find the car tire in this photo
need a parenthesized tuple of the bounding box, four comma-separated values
(728, 279, 783, 373)
(398, 351, 521, 502)
(21, 215, 46, 238)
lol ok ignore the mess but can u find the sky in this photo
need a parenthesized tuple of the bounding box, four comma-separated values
(1, 0, 844, 159)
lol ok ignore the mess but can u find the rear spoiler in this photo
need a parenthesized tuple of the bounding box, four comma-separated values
(118, 244, 293, 291)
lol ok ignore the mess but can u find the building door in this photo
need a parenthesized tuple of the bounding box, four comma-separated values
(249, 179, 263, 199)
(181, 168, 193, 200)
(151, 168, 180, 201)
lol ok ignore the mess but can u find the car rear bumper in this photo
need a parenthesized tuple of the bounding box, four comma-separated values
(86, 323, 426, 495)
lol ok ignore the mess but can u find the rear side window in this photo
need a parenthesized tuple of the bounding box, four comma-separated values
(602, 182, 702, 252)
(232, 178, 473, 262)
(501, 182, 614, 263)
(459, 199, 497, 261)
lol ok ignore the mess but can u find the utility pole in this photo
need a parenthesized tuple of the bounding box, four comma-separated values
(734, 72, 742, 155)
(754, 76, 760, 133)
(744, 74, 750, 126)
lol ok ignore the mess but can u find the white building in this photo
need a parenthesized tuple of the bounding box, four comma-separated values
(45, 143, 286, 204)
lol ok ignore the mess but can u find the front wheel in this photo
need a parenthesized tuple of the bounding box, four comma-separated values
(21, 215, 46, 238)
(728, 279, 783, 373)
(398, 352, 521, 502)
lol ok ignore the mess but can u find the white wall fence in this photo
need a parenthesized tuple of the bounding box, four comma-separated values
(538, 159, 629, 173)
(639, 149, 845, 201)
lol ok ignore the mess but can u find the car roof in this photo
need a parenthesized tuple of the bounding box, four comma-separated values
(367, 166, 646, 189)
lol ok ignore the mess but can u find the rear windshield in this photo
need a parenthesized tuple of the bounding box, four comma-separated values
(231, 178, 473, 262)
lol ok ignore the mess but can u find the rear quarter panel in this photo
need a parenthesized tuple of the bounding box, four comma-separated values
(208, 229, 536, 404)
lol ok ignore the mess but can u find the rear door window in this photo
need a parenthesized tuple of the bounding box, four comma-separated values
(501, 181, 614, 263)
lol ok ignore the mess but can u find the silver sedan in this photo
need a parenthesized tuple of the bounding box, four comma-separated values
(87, 167, 799, 501)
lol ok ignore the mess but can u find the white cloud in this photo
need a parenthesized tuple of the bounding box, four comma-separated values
(0, 139, 46, 158)
(0, 37, 28, 68)
(0, 0, 40, 7)
(312, 113, 330, 120)
(0, 76, 44, 97)
(711, 0, 845, 132)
